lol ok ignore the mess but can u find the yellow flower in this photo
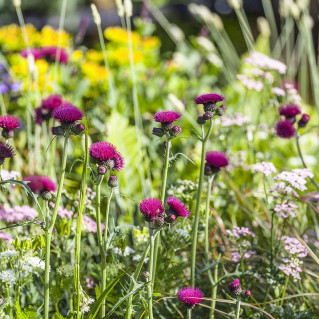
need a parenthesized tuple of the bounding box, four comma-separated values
(141, 36, 160, 50)
(39, 26, 70, 48)
(86, 50, 104, 63)
(103, 26, 140, 45)
(72, 50, 84, 62)
(81, 61, 107, 84)
(108, 47, 143, 65)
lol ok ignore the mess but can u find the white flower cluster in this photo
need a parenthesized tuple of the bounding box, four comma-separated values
(216, 113, 250, 127)
(0, 269, 16, 287)
(253, 161, 276, 176)
(113, 246, 135, 257)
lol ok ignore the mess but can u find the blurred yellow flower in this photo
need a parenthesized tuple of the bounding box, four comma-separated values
(72, 50, 84, 62)
(81, 61, 107, 84)
(104, 26, 140, 45)
(39, 26, 70, 48)
(86, 49, 104, 63)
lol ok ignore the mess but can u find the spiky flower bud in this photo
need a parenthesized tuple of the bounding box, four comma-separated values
(108, 175, 118, 188)
(2, 129, 14, 139)
(97, 165, 107, 175)
(71, 123, 85, 135)
(169, 126, 182, 137)
(243, 290, 251, 298)
(152, 127, 164, 138)
(51, 126, 65, 136)
(197, 116, 206, 125)
(41, 191, 52, 201)
(202, 112, 212, 120)
(298, 114, 310, 128)
(215, 104, 227, 116)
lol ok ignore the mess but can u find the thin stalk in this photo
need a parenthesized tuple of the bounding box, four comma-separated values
(96, 21, 117, 109)
(261, 0, 278, 47)
(204, 176, 214, 269)
(0, 93, 6, 115)
(44, 135, 69, 319)
(75, 125, 89, 319)
(53, 0, 68, 83)
(233, 8, 254, 51)
(147, 227, 155, 319)
(101, 188, 114, 317)
(152, 137, 171, 281)
(190, 118, 214, 288)
(280, 277, 289, 306)
(296, 133, 319, 191)
(270, 211, 275, 271)
(125, 13, 148, 196)
(235, 299, 241, 319)
(210, 254, 221, 319)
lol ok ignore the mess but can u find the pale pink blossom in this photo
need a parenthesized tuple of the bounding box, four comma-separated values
(226, 226, 255, 238)
(275, 202, 298, 218)
(253, 162, 276, 176)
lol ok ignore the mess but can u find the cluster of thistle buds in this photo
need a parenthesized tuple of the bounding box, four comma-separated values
(228, 279, 251, 299)
(194, 93, 226, 125)
(51, 103, 85, 137)
(152, 111, 182, 139)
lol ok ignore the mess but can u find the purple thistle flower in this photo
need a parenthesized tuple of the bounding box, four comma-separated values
(177, 287, 204, 308)
(0, 115, 21, 131)
(139, 198, 164, 222)
(23, 175, 57, 194)
(89, 142, 124, 171)
(52, 102, 83, 123)
(42, 94, 63, 111)
(298, 114, 310, 128)
(276, 119, 295, 139)
(154, 111, 181, 124)
(279, 104, 301, 118)
(166, 197, 190, 218)
(228, 279, 242, 295)
(0, 143, 15, 165)
(194, 93, 224, 105)
(206, 151, 229, 167)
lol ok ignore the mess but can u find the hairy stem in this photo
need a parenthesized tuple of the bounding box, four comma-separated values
(147, 227, 155, 319)
(235, 299, 241, 319)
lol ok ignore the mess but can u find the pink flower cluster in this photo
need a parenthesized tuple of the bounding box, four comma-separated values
(81, 215, 105, 233)
(216, 113, 250, 127)
(0, 205, 38, 223)
(0, 231, 13, 243)
(279, 258, 303, 280)
(57, 207, 74, 219)
(253, 161, 276, 176)
(21, 47, 68, 63)
(274, 202, 298, 218)
(281, 236, 308, 258)
(231, 250, 256, 262)
(226, 226, 255, 238)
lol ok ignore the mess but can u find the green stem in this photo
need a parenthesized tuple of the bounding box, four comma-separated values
(270, 211, 275, 271)
(210, 254, 221, 319)
(43, 136, 69, 319)
(235, 299, 241, 319)
(152, 137, 171, 284)
(280, 277, 289, 306)
(204, 176, 214, 267)
(191, 119, 214, 286)
(296, 133, 319, 191)
(75, 126, 88, 319)
(101, 188, 114, 318)
(147, 227, 155, 319)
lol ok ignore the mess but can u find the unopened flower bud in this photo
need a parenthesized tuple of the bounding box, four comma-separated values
(215, 104, 227, 116)
(12, 0, 21, 8)
(97, 165, 107, 175)
(2, 129, 14, 139)
(41, 191, 52, 201)
(298, 114, 310, 128)
(197, 116, 206, 125)
(169, 126, 182, 137)
(204, 103, 217, 112)
(152, 127, 164, 138)
(229, 279, 242, 296)
(242, 289, 251, 298)
(124, 0, 133, 17)
(161, 122, 174, 131)
(152, 215, 165, 229)
(143, 271, 150, 278)
(91, 4, 101, 25)
(108, 175, 118, 188)
(71, 123, 85, 135)
(202, 112, 212, 120)
(51, 126, 65, 136)
(105, 159, 115, 169)
(115, 0, 125, 17)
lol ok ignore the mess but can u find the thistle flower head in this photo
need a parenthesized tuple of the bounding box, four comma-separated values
(52, 102, 83, 123)
(279, 104, 301, 117)
(166, 197, 190, 218)
(228, 278, 242, 295)
(276, 119, 295, 138)
(139, 198, 164, 222)
(89, 142, 124, 171)
(154, 111, 181, 124)
(194, 93, 224, 105)
(177, 287, 204, 308)
(0, 143, 15, 164)
(23, 175, 57, 194)
(298, 114, 310, 128)
(0, 115, 21, 131)
(42, 94, 63, 111)
(206, 151, 229, 167)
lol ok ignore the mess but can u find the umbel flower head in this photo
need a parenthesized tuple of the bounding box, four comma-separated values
(139, 198, 164, 224)
(165, 197, 190, 223)
(276, 119, 295, 139)
(89, 142, 124, 172)
(35, 94, 63, 125)
(0, 143, 15, 165)
(153, 111, 182, 136)
(205, 151, 229, 176)
(23, 175, 56, 200)
(0, 115, 21, 138)
(177, 287, 204, 308)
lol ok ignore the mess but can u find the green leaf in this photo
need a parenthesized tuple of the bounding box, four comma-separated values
(87, 272, 125, 319)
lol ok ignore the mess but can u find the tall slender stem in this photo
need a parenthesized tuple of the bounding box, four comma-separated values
(44, 135, 69, 319)
(235, 299, 241, 319)
(101, 188, 114, 317)
(270, 211, 275, 272)
(189, 119, 214, 319)
(210, 254, 221, 319)
(296, 133, 319, 191)
(152, 137, 171, 281)
(75, 126, 88, 319)
(147, 227, 155, 319)
(191, 119, 214, 286)
(280, 277, 289, 306)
